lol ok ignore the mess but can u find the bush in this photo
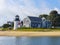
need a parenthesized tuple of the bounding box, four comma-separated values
(2, 24, 11, 28)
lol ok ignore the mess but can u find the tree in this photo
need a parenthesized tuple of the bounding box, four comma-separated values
(11, 22, 14, 27)
(39, 14, 48, 19)
(48, 10, 59, 26)
(2, 24, 10, 28)
(53, 16, 60, 27)
(7, 21, 14, 28)
(49, 10, 58, 21)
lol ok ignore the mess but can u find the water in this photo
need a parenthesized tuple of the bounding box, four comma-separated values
(0, 36, 60, 45)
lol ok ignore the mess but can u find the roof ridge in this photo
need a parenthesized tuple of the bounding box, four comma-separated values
(28, 16, 39, 18)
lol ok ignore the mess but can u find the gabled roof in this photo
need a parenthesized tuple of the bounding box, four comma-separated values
(28, 16, 42, 22)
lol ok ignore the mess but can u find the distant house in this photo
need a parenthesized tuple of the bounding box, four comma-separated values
(23, 16, 42, 28)
(23, 16, 52, 28)
(42, 17, 52, 28)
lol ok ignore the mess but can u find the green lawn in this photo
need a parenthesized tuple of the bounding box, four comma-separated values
(1, 28, 60, 32)
(15, 28, 60, 32)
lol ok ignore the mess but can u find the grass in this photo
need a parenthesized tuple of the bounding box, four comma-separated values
(1, 27, 60, 32)
(14, 28, 60, 32)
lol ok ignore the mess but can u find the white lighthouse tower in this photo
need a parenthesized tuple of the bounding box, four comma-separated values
(14, 15, 20, 30)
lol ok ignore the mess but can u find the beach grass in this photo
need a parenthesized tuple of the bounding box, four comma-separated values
(1, 27, 60, 32)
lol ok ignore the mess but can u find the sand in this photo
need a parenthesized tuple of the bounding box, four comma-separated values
(0, 31, 60, 37)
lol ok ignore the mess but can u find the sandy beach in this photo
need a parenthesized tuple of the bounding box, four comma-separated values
(0, 31, 60, 37)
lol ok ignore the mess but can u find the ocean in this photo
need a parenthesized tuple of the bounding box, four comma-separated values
(0, 36, 60, 45)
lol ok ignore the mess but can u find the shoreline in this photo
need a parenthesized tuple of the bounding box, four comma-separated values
(0, 31, 60, 37)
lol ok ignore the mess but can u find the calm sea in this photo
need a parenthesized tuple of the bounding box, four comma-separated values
(0, 36, 60, 45)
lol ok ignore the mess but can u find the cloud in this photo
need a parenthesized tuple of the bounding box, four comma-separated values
(53, 7, 60, 14)
(54, 7, 59, 11)
(0, 0, 57, 26)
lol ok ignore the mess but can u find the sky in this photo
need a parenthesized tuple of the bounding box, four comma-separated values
(0, 0, 60, 26)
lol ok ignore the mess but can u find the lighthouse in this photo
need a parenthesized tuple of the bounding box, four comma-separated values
(14, 15, 20, 30)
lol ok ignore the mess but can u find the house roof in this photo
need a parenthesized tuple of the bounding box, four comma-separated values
(28, 16, 42, 22)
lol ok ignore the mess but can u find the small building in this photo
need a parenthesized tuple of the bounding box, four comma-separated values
(42, 17, 52, 28)
(23, 16, 42, 28)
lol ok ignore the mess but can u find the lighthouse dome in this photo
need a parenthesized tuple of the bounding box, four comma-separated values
(15, 15, 19, 17)
(15, 15, 20, 21)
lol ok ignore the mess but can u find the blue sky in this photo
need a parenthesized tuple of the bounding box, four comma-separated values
(0, 0, 60, 26)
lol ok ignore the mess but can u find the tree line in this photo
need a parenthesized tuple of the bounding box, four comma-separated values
(39, 10, 60, 28)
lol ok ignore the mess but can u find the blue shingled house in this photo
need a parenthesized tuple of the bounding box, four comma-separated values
(23, 16, 42, 28)
(23, 16, 52, 28)
(42, 17, 52, 28)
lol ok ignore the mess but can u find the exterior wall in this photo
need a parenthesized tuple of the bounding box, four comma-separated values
(14, 21, 20, 30)
(42, 21, 47, 28)
(38, 22, 42, 28)
(14, 21, 18, 30)
(42, 17, 52, 28)
(23, 17, 31, 27)
(31, 22, 42, 28)
(42, 20, 52, 28)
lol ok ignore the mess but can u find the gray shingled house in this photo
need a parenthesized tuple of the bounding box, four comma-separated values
(23, 16, 52, 28)
(23, 16, 42, 28)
